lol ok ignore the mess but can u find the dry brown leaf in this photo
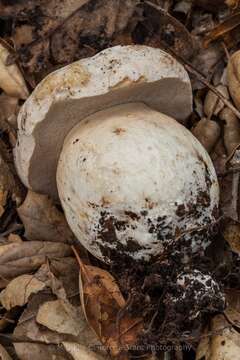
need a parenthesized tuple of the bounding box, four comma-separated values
(220, 108, 240, 155)
(223, 218, 240, 254)
(17, 190, 74, 243)
(196, 290, 240, 360)
(0, 42, 29, 99)
(204, 85, 229, 118)
(13, 291, 103, 359)
(0, 240, 72, 282)
(204, 12, 240, 47)
(143, 1, 194, 60)
(76, 252, 143, 358)
(0, 274, 46, 310)
(0, 344, 12, 360)
(227, 50, 240, 111)
(191, 118, 221, 153)
(36, 299, 81, 336)
(0, 93, 19, 129)
(7, 0, 137, 78)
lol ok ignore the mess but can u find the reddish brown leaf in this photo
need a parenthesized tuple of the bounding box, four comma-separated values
(72, 247, 143, 358)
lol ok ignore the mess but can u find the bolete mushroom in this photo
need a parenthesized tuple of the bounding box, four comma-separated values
(15, 45, 219, 263)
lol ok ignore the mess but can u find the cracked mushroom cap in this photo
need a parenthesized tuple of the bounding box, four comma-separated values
(57, 103, 219, 262)
(14, 45, 192, 199)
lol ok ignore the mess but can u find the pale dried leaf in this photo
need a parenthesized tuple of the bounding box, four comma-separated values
(223, 219, 240, 254)
(63, 342, 107, 360)
(0, 42, 29, 99)
(17, 190, 74, 243)
(227, 50, 240, 111)
(0, 344, 12, 360)
(0, 93, 19, 128)
(13, 291, 102, 358)
(36, 299, 81, 336)
(0, 240, 72, 281)
(0, 274, 46, 310)
(14, 343, 71, 360)
(196, 290, 240, 360)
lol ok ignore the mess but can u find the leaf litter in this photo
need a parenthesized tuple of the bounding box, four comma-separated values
(1, 1, 240, 359)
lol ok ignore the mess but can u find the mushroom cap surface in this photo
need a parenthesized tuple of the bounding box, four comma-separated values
(57, 103, 219, 262)
(14, 45, 192, 199)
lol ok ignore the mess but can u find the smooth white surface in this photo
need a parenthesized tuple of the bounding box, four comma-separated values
(57, 103, 219, 262)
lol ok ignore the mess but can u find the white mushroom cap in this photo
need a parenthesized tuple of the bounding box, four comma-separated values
(57, 103, 219, 262)
(14, 45, 192, 199)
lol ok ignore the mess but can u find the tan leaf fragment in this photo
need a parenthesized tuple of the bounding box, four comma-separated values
(227, 50, 240, 111)
(13, 291, 103, 359)
(17, 190, 74, 243)
(0, 42, 29, 99)
(0, 274, 46, 310)
(36, 299, 81, 336)
(196, 290, 240, 360)
(0, 240, 72, 281)
(0, 344, 12, 360)
(223, 218, 240, 254)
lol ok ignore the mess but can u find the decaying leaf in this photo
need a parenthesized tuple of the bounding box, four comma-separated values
(17, 190, 74, 243)
(227, 50, 240, 111)
(0, 93, 19, 129)
(196, 290, 240, 360)
(0, 42, 29, 99)
(220, 108, 240, 155)
(204, 12, 240, 48)
(0, 344, 12, 360)
(0, 153, 23, 218)
(204, 85, 229, 118)
(77, 253, 143, 357)
(0, 274, 46, 310)
(0, 240, 72, 282)
(223, 218, 240, 254)
(6, 0, 137, 78)
(13, 290, 104, 360)
(142, 1, 194, 59)
(36, 299, 81, 336)
(191, 118, 221, 153)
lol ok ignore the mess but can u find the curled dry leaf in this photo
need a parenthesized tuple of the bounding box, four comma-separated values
(191, 118, 221, 153)
(0, 93, 19, 129)
(196, 290, 240, 360)
(0, 274, 46, 310)
(17, 190, 74, 243)
(204, 12, 240, 48)
(77, 253, 143, 358)
(0, 42, 29, 99)
(36, 299, 81, 336)
(220, 107, 240, 155)
(0, 344, 12, 360)
(204, 85, 229, 118)
(0, 240, 72, 281)
(223, 218, 240, 254)
(227, 50, 240, 111)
